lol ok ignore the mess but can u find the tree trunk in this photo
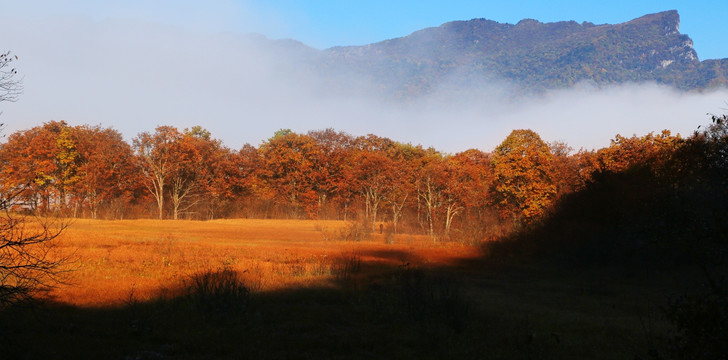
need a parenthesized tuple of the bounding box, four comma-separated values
(391, 193, 407, 234)
(444, 202, 462, 237)
(153, 175, 164, 220)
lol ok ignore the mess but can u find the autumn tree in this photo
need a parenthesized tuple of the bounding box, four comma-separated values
(491, 129, 556, 225)
(0, 125, 47, 209)
(411, 149, 489, 240)
(352, 149, 394, 229)
(52, 123, 82, 210)
(1, 123, 141, 219)
(198, 139, 240, 220)
(548, 141, 584, 198)
(235, 144, 265, 217)
(414, 149, 446, 240)
(133, 126, 182, 219)
(0, 121, 82, 213)
(384, 143, 421, 234)
(167, 128, 206, 220)
(172, 126, 238, 220)
(258, 130, 320, 218)
(440, 157, 470, 237)
(308, 129, 355, 219)
(346, 134, 399, 228)
(593, 130, 682, 175)
(72, 125, 139, 219)
(444, 149, 493, 240)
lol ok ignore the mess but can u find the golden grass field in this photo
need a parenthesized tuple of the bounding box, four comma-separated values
(5, 217, 694, 359)
(50, 219, 480, 307)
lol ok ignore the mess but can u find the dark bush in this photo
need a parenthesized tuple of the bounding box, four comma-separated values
(185, 268, 250, 316)
(660, 275, 728, 359)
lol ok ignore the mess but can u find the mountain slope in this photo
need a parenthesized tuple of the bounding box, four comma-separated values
(310, 10, 727, 96)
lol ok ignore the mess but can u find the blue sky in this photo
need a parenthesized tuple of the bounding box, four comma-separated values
(1, 0, 727, 152)
(5, 0, 727, 59)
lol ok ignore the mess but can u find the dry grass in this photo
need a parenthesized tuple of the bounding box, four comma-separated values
(2, 218, 692, 359)
(48, 219, 479, 306)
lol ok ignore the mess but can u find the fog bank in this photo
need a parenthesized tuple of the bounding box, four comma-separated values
(1, 14, 726, 153)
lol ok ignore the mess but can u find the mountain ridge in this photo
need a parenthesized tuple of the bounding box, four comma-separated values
(260, 10, 728, 97)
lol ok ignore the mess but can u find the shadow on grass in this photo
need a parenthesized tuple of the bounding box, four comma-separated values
(2, 240, 717, 360)
(1, 257, 483, 360)
(19, 245, 664, 360)
(0, 249, 691, 360)
(476, 160, 728, 360)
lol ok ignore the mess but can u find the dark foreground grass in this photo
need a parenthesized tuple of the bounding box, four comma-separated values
(0, 255, 698, 360)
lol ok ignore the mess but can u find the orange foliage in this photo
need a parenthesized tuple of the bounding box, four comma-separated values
(593, 130, 682, 174)
(258, 131, 322, 218)
(3, 121, 694, 239)
(0, 121, 142, 216)
(491, 129, 556, 223)
(72, 125, 141, 219)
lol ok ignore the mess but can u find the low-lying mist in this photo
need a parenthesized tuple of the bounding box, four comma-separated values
(2, 14, 727, 153)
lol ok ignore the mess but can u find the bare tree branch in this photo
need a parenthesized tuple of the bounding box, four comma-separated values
(0, 188, 72, 306)
(0, 50, 71, 307)
(0, 51, 23, 104)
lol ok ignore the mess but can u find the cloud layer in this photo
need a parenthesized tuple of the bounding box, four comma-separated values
(1, 14, 727, 153)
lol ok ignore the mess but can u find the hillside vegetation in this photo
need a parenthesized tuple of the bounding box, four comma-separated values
(312, 10, 728, 96)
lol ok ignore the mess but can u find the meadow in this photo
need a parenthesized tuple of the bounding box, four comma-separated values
(0, 218, 690, 359)
(49, 218, 477, 307)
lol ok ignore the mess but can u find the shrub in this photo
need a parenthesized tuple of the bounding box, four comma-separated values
(185, 268, 250, 316)
(336, 221, 371, 242)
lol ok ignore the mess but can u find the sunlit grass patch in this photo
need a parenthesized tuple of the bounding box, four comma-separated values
(47, 218, 475, 306)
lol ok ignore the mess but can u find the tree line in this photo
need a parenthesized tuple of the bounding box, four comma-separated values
(0, 119, 697, 241)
